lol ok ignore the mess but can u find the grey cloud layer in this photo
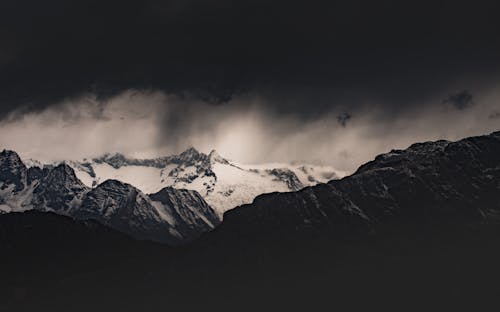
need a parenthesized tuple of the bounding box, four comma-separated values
(443, 91, 475, 110)
(1, 88, 499, 173)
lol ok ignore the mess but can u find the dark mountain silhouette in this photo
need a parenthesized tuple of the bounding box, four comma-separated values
(206, 131, 500, 244)
(2, 131, 500, 311)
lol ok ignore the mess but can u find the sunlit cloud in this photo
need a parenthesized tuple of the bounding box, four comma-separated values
(0, 85, 499, 173)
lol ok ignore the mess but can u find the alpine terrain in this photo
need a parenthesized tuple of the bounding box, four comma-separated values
(29, 148, 342, 215)
(0, 150, 219, 244)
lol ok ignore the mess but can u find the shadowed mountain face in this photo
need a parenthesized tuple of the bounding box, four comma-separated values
(0, 150, 26, 192)
(207, 131, 500, 243)
(75, 180, 219, 243)
(32, 163, 89, 215)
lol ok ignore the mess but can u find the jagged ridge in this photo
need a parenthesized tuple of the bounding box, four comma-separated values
(0, 151, 220, 244)
(210, 131, 500, 241)
(66, 147, 340, 214)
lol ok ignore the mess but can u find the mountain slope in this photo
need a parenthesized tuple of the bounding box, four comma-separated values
(149, 187, 219, 237)
(0, 151, 219, 244)
(32, 163, 89, 215)
(64, 148, 341, 214)
(75, 180, 219, 244)
(206, 131, 500, 242)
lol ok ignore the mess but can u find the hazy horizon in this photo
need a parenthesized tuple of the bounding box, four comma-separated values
(1, 87, 499, 173)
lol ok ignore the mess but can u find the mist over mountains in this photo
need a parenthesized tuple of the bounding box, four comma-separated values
(1, 89, 500, 175)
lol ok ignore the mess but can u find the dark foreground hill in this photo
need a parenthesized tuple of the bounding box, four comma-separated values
(3, 211, 500, 311)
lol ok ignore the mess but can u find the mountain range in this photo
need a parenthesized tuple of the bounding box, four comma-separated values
(63, 148, 341, 214)
(2, 131, 500, 246)
(208, 130, 500, 244)
(0, 151, 219, 244)
(2, 130, 500, 311)
(2, 147, 339, 244)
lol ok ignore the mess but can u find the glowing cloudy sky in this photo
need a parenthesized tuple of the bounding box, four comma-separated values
(1, 87, 499, 173)
(0, 0, 499, 172)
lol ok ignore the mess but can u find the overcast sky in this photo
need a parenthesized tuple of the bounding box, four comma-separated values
(0, 0, 499, 172)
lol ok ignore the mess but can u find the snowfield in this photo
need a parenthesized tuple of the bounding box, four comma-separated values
(25, 148, 344, 215)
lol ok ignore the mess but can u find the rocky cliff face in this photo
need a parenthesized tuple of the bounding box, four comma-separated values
(0, 150, 27, 193)
(32, 164, 89, 215)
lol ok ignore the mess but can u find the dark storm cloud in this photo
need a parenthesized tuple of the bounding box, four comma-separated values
(490, 111, 500, 119)
(1, 0, 500, 117)
(443, 90, 475, 110)
(337, 112, 352, 127)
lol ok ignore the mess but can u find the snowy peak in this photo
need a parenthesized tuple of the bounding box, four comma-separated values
(176, 147, 204, 163)
(0, 149, 27, 192)
(0, 153, 219, 244)
(47, 163, 85, 186)
(296, 165, 338, 183)
(32, 164, 89, 215)
(93, 153, 129, 169)
(86, 179, 137, 200)
(65, 148, 343, 214)
(92, 152, 170, 169)
(90, 147, 220, 170)
(208, 149, 230, 165)
(266, 168, 304, 190)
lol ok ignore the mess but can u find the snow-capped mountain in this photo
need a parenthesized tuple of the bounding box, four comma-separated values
(58, 148, 342, 214)
(4, 146, 341, 242)
(0, 150, 219, 244)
